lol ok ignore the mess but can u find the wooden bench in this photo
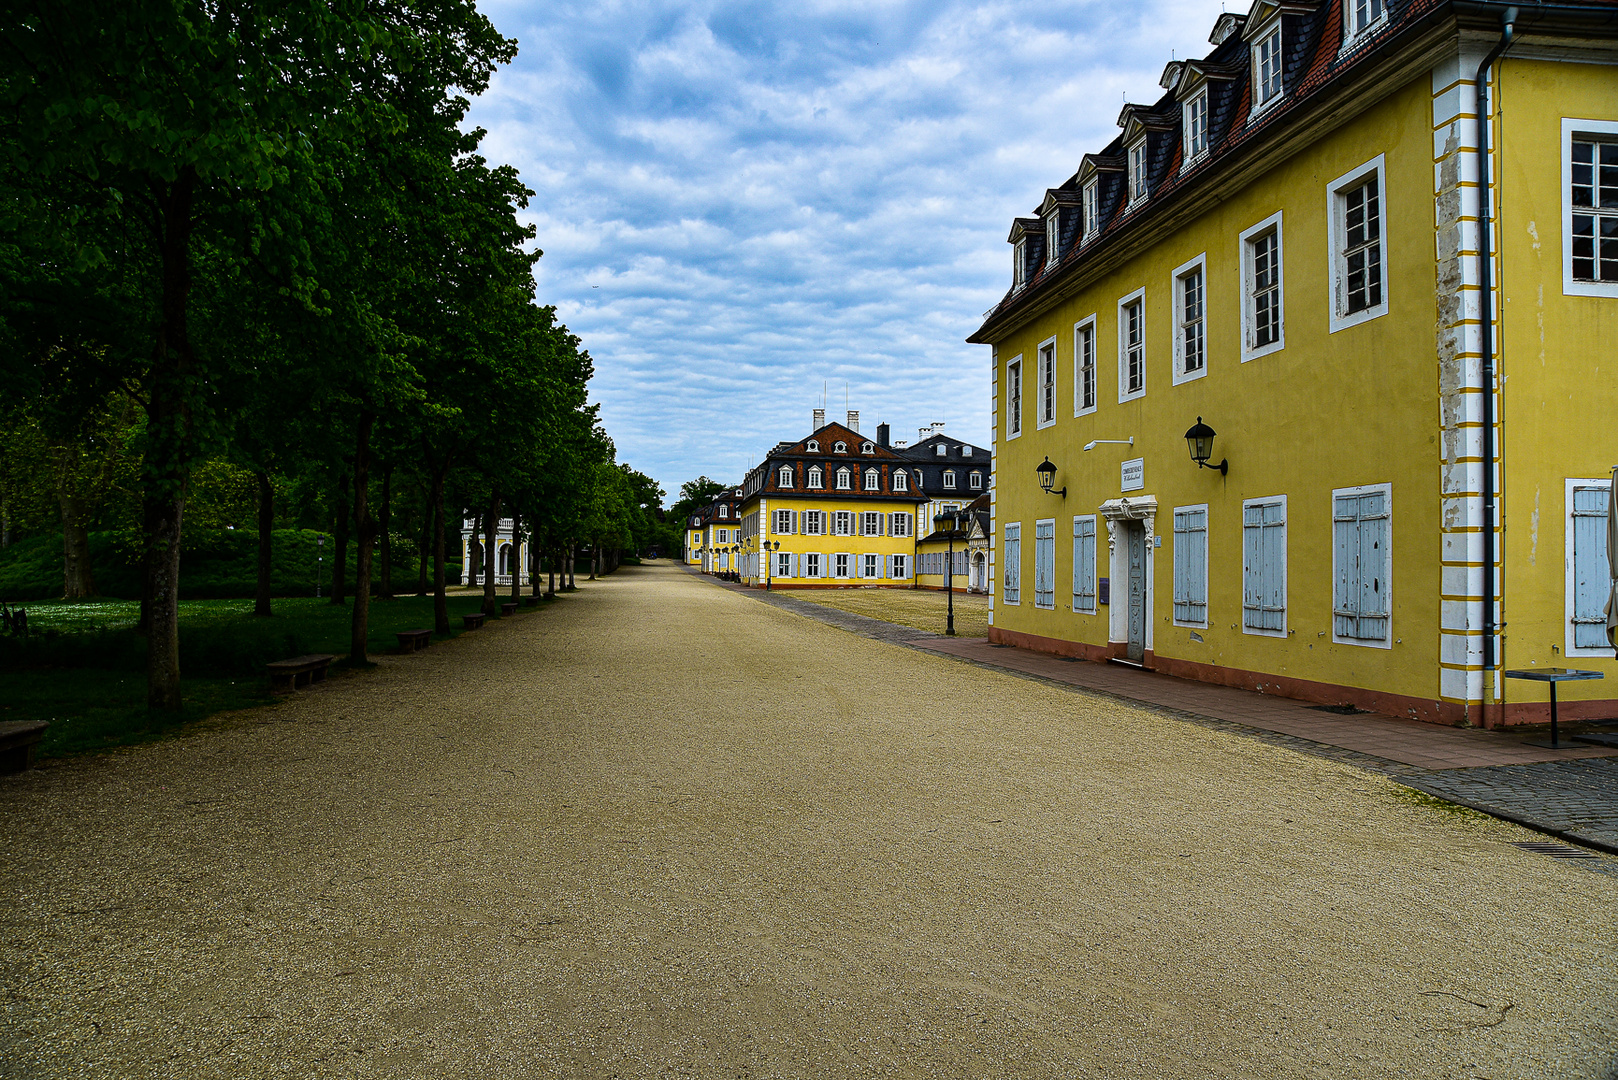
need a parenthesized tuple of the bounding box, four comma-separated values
(461, 612, 486, 630)
(0, 720, 49, 774)
(266, 654, 336, 695)
(523, 596, 539, 607)
(396, 628, 432, 653)
(500, 602, 518, 617)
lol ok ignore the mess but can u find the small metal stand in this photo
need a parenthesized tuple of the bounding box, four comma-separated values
(1502, 668, 1604, 749)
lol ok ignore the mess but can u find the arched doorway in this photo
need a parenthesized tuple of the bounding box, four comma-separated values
(971, 551, 987, 593)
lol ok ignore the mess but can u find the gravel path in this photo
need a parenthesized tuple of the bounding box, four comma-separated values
(2, 562, 1614, 1079)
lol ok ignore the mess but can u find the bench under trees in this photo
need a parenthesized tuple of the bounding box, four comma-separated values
(267, 654, 336, 694)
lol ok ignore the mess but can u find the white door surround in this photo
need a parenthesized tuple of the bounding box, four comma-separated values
(1100, 496, 1158, 658)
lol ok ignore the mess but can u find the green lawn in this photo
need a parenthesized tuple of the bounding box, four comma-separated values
(4, 592, 549, 760)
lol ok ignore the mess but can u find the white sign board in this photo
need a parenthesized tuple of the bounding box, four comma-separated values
(1121, 457, 1145, 492)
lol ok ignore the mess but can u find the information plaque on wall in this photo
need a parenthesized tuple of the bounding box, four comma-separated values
(1121, 458, 1144, 492)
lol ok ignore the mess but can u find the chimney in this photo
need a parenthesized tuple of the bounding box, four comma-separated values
(846, 410, 859, 433)
(813, 408, 825, 430)
(876, 423, 890, 448)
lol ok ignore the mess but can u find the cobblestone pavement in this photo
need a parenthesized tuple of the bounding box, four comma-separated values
(4, 563, 1617, 1078)
(694, 568, 1618, 860)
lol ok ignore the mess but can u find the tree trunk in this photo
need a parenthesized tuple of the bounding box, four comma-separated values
(547, 548, 556, 597)
(482, 493, 501, 616)
(142, 490, 184, 709)
(378, 465, 393, 601)
(349, 414, 374, 664)
(589, 544, 598, 580)
(431, 467, 450, 635)
(254, 471, 273, 616)
(566, 547, 576, 590)
(416, 488, 431, 596)
(60, 503, 95, 599)
(509, 510, 522, 603)
(330, 469, 350, 605)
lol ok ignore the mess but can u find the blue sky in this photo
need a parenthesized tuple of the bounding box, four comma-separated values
(468, 0, 1229, 499)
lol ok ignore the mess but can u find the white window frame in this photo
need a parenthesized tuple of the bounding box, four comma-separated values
(1182, 89, 1210, 169)
(1033, 518, 1056, 610)
(1013, 238, 1027, 290)
(1005, 354, 1024, 439)
(775, 551, 792, 579)
(778, 465, 793, 488)
(1564, 118, 1618, 298)
(1250, 20, 1284, 117)
(1566, 477, 1614, 657)
(961, 446, 973, 457)
(1072, 515, 1098, 614)
(1127, 137, 1148, 206)
(834, 552, 850, 579)
(1082, 179, 1100, 243)
(806, 439, 818, 452)
(774, 508, 793, 535)
(833, 510, 853, 536)
(1171, 253, 1208, 385)
(891, 512, 912, 538)
(1046, 212, 1060, 267)
(1327, 154, 1388, 333)
(1117, 288, 1147, 403)
(863, 552, 881, 579)
(1239, 211, 1285, 362)
(1036, 335, 1058, 429)
(1003, 522, 1022, 605)
(891, 553, 909, 580)
(894, 470, 908, 492)
(1073, 315, 1098, 416)
(835, 467, 852, 490)
(1173, 503, 1210, 629)
(1341, 0, 1387, 48)
(805, 552, 822, 578)
(864, 468, 879, 491)
(803, 509, 824, 536)
(1242, 495, 1288, 638)
(1331, 482, 1392, 648)
(718, 505, 728, 519)
(807, 465, 823, 489)
(943, 470, 957, 490)
(861, 441, 874, 454)
(861, 511, 883, 537)
(969, 471, 983, 490)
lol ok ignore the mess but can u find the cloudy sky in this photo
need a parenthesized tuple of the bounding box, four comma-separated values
(468, 0, 1229, 498)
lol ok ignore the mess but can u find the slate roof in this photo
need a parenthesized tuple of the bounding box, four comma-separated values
(899, 433, 991, 499)
(743, 422, 927, 503)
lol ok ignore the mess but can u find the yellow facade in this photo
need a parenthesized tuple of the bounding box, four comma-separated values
(974, 8, 1617, 726)
(737, 493, 922, 588)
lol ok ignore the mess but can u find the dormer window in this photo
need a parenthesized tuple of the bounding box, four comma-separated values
(970, 471, 983, 490)
(1127, 139, 1148, 204)
(961, 446, 972, 457)
(943, 470, 957, 490)
(1082, 180, 1100, 241)
(1045, 212, 1060, 266)
(894, 470, 908, 492)
(1344, 0, 1386, 43)
(1183, 90, 1209, 166)
(1253, 22, 1283, 112)
(864, 468, 879, 491)
(861, 441, 874, 454)
(836, 466, 852, 490)
(833, 441, 847, 453)
(808, 465, 823, 489)
(806, 439, 818, 452)
(719, 505, 728, 519)
(1014, 238, 1027, 289)
(778, 465, 793, 488)
(935, 444, 947, 456)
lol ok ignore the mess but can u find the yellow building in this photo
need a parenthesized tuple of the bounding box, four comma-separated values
(915, 493, 992, 593)
(737, 414, 928, 588)
(685, 488, 744, 572)
(971, 0, 1617, 727)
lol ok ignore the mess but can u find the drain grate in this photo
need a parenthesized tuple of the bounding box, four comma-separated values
(1511, 841, 1599, 859)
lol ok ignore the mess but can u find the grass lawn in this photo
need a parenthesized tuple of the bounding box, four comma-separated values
(4, 591, 550, 760)
(782, 586, 991, 638)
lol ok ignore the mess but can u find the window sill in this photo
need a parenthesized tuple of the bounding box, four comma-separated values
(1333, 633, 1392, 650)
(1328, 301, 1389, 335)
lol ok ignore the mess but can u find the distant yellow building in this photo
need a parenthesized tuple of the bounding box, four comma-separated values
(685, 488, 744, 572)
(914, 493, 992, 593)
(737, 413, 928, 588)
(971, 0, 1617, 727)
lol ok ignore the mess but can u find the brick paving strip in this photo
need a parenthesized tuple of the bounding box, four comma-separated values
(703, 569, 1618, 858)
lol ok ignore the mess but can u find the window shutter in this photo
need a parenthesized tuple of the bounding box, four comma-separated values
(1574, 487, 1610, 648)
(1333, 495, 1355, 638)
(855, 555, 863, 579)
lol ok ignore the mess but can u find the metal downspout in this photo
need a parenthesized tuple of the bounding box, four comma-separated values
(1474, 6, 1516, 712)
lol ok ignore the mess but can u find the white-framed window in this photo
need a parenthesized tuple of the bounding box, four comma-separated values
(1252, 21, 1284, 114)
(775, 551, 792, 578)
(808, 465, 823, 489)
(1242, 495, 1287, 637)
(1172, 253, 1208, 384)
(961, 446, 972, 457)
(1037, 337, 1057, 428)
(803, 509, 824, 535)
(1565, 118, 1618, 297)
(1046, 211, 1060, 267)
(1332, 483, 1391, 646)
(861, 441, 874, 454)
(806, 552, 822, 578)
(863, 552, 881, 579)
(778, 465, 793, 488)
(1072, 516, 1097, 614)
(1127, 138, 1148, 205)
(834, 441, 847, 453)
(1014, 238, 1027, 290)
(1343, 0, 1386, 44)
(1073, 316, 1097, 416)
(1567, 478, 1613, 656)
(891, 554, 909, 580)
(806, 439, 819, 452)
(861, 511, 883, 536)
(1003, 522, 1022, 605)
(943, 470, 956, 490)
(1005, 354, 1023, 438)
(774, 509, 794, 535)
(894, 470, 908, 492)
(864, 468, 879, 491)
(1183, 90, 1209, 167)
(969, 471, 983, 490)
(1328, 155, 1388, 331)
(1034, 519, 1056, 610)
(835, 552, 850, 579)
(718, 505, 728, 519)
(1117, 289, 1146, 401)
(890, 512, 912, 538)
(835, 467, 852, 490)
(1173, 504, 1209, 627)
(833, 510, 853, 536)
(1082, 179, 1100, 242)
(1240, 211, 1285, 361)
(934, 444, 948, 456)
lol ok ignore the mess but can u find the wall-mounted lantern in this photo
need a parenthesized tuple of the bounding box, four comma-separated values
(1036, 457, 1067, 498)
(1184, 417, 1228, 476)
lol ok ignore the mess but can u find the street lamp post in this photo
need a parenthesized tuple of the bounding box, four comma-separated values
(765, 540, 780, 590)
(933, 509, 962, 636)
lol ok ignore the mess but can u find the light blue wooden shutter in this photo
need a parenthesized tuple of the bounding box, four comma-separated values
(1573, 486, 1611, 648)
(1004, 524, 1021, 603)
(1034, 521, 1055, 608)
(1174, 508, 1207, 624)
(1244, 501, 1285, 631)
(1072, 517, 1096, 613)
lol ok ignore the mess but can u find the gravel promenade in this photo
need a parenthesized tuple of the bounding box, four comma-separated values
(2, 562, 1615, 1079)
